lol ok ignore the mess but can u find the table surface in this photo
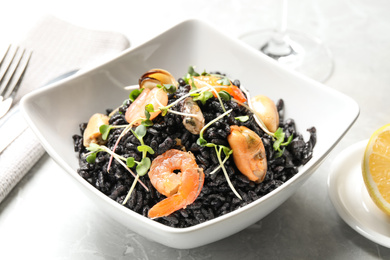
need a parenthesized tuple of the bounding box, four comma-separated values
(1, 0, 390, 259)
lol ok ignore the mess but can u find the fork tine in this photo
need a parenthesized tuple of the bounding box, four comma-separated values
(0, 46, 31, 99)
(6, 50, 32, 100)
(0, 45, 18, 89)
(0, 44, 11, 68)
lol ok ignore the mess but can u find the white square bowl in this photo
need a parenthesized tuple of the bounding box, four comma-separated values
(20, 19, 359, 249)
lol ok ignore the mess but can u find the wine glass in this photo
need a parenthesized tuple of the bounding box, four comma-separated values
(240, 0, 333, 82)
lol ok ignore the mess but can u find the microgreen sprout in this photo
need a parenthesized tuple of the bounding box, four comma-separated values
(189, 76, 197, 90)
(191, 90, 213, 105)
(216, 76, 231, 86)
(234, 115, 249, 122)
(182, 67, 234, 113)
(201, 70, 209, 76)
(84, 143, 149, 191)
(190, 77, 228, 113)
(184, 66, 200, 83)
(122, 124, 155, 205)
(214, 145, 241, 200)
(273, 128, 293, 157)
(197, 109, 233, 146)
(129, 88, 143, 102)
(195, 109, 241, 199)
(218, 90, 231, 101)
(99, 124, 128, 141)
(142, 104, 154, 127)
(157, 87, 204, 116)
(157, 83, 177, 94)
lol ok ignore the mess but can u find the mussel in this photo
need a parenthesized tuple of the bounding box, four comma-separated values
(181, 97, 205, 135)
(83, 113, 110, 147)
(250, 95, 279, 133)
(139, 69, 177, 89)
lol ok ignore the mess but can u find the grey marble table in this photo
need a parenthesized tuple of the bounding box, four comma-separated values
(1, 0, 390, 259)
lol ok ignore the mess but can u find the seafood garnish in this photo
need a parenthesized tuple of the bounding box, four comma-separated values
(139, 69, 177, 89)
(148, 149, 205, 219)
(227, 125, 267, 183)
(73, 66, 314, 225)
(125, 87, 168, 125)
(189, 75, 247, 103)
(83, 113, 110, 147)
(181, 97, 205, 134)
(251, 95, 279, 133)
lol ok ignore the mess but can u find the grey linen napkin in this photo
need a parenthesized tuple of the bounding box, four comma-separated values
(0, 16, 130, 203)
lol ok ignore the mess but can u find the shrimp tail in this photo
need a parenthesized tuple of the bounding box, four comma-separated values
(148, 168, 204, 219)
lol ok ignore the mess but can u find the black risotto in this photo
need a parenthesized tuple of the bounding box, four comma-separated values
(72, 71, 316, 228)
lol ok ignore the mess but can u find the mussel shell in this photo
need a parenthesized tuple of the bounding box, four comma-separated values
(250, 95, 279, 133)
(139, 69, 177, 89)
(181, 97, 205, 135)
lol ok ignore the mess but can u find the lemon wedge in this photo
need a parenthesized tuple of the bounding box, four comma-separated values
(362, 124, 390, 216)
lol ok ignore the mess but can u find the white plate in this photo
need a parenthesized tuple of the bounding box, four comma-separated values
(21, 19, 359, 249)
(328, 140, 390, 248)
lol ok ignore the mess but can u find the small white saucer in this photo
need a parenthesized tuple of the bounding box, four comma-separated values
(328, 140, 390, 248)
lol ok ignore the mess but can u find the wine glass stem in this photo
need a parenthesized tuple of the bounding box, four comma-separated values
(277, 0, 288, 39)
(261, 0, 293, 57)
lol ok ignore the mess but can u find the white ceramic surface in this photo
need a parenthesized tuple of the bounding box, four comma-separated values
(328, 140, 390, 248)
(20, 19, 359, 249)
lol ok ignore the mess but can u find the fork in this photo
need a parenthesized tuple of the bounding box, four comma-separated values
(0, 45, 32, 119)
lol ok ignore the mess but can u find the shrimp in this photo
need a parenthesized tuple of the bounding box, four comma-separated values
(189, 75, 247, 103)
(125, 87, 168, 125)
(147, 149, 205, 219)
(227, 125, 267, 183)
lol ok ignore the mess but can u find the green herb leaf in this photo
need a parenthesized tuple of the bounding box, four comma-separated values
(141, 119, 153, 127)
(135, 124, 147, 139)
(145, 104, 154, 113)
(273, 128, 285, 151)
(136, 157, 151, 176)
(163, 84, 177, 94)
(203, 91, 214, 101)
(218, 90, 231, 101)
(99, 124, 112, 140)
(129, 88, 143, 102)
(235, 115, 249, 122)
(189, 76, 197, 90)
(86, 143, 101, 152)
(161, 108, 168, 116)
(144, 109, 151, 120)
(193, 90, 213, 105)
(275, 147, 285, 158)
(144, 104, 153, 121)
(197, 137, 208, 146)
(188, 66, 200, 77)
(126, 157, 136, 168)
(272, 128, 293, 157)
(217, 77, 231, 86)
(221, 145, 232, 156)
(86, 152, 97, 164)
(137, 144, 155, 155)
(283, 134, 294, 146)
(201, 70, 209, 76)
(184, 66, 200, 84)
